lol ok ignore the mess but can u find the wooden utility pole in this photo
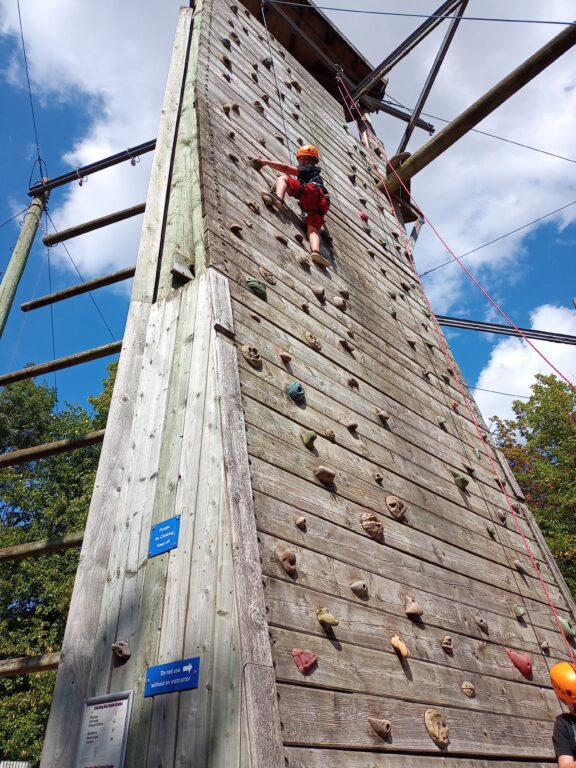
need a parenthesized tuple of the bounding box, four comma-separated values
(0, 193, 46, 337)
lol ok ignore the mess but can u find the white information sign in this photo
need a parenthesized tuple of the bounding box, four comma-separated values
(75, 691, 132, 768)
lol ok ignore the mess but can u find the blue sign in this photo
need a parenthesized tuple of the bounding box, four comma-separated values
(144, 657, 200, 697)
(148, 516, 180, 558)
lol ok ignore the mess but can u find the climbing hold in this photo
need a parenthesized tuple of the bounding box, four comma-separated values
(311, 285, 325, 302)
(463, 463, 475, 476)
(229, 130, 236, 139)
(421, 368, 431, 378)
(314, 465, 336, 485)
(441, 635, 453, 653)
(300, 430, 317, 449)
(291, 111, 300, 121)
(275, 543, 297, 576)
(497, 509, 507, 524)
(506, 648, 533, 680)
(275, 133, 285, 144)
(231, 3, 238, 13)
(222, 55, 232, 70)
(390, 635, 410, 658)
(262, 94, 270, 105)
(474, 615, 489, 633)
(437, 416, 447, 428)
(487, 525, 497, 538)
(388, 290, 397, 300)
(246, 277, 267, 300)
(241, 345, 262, 369)
(388, 306, 397, 319)
(373, 472, 383, 485)
(540, 639, 551, 653)
(361, 512, 384, 543)
(300, 302, 310, 313)
(258, 265, 275, 284)
(295, 254, 311, 270)
(111, 640, 131, 661)
(347, 329, 355, 339)
(295, 516, 307, 531)
(511, 502, 523, 515)
(286, 381, 305, 403)
(450, 471, 469, 490)
(290, 79, 302, 92)
(253, 100, 265, 113)
(350, 580, 368, 598)
(316, 607, 339, 627)
(560, 617, 576, 639)
(342, 418, 358, 431)
(311, 252, 331, 269)
(221, 36, 231, 49)
(449, 400, 459, 411)
(347, 377, 359, 389)
(407, 335, 417, 348)
(251, 72, 259, 84)
(250, 313, 261, 323)
(261, 56, 273, 69)
(440, 373, 450, 384)
(386, 496, 407, 521)
(461, 681, 476, 698)
(513, 604, 527, 620)
(291, 648, 318, 674)
(276, 234, 289, 246)
(339, 288, 350, 299)
(333, 296, 347, 310)
(279, 351, 292, 363)
(304, 331, 321, 351)
(424, 709, 449, 749)
(377, 409, 390, 424)
(513, 559, 530, 576)
(404, 596, 423, 620)
(246, 199, 261, 215)
(230, 223, 243, 237)
(339, 338, 354, 353)
(368, 718, 392, 739)
(359, 211, 369, 224)
(323, 428, 336, 442)
(347, 173, 357, 185)
(294, 232, 304, 244)
(229, 31, 240, 44)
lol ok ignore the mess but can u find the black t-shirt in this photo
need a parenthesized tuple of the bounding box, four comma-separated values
(553, 713, 576, 757)
(297, 163, 327, 192)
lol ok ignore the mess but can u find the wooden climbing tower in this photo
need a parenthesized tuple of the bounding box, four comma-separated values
(2, 1, 576, 766)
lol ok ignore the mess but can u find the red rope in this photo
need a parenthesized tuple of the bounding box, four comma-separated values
(337, 77, 576, 661)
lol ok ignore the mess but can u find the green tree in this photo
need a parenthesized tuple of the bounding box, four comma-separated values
(492, 374, 576, 594)
(0, 362, 116, 765)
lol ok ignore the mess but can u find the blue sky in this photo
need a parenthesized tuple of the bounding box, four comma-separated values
(1, 0, 575, 424)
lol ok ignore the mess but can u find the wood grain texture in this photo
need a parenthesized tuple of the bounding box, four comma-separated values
(285, 748, 555, 768)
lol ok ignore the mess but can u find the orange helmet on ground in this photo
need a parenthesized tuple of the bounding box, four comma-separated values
(550, 662, 576, 703)
(296, 144, 320, 161)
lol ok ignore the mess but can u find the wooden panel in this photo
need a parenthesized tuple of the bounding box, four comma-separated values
(285, 748, 555, 768)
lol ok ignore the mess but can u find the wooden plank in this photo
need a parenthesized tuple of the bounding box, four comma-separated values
(208, 266, 235, 336)
(0, 341, 122, 385)
(285, 747, 555, 768)
(0, 652, 60, 678)
(40, 300, 151, 768)
(276, 684, 556, 758)
(0, 532, 83, 562)
(132, 8, 194, 302)
(0, 430, 105, 468)
(21, 266, 135, 312)
(42, 203, 145, 246)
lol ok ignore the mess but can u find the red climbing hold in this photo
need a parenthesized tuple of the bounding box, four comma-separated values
(359, 211, 369, 224)
(506, 648, 533, 680)
(291, 648, 318, 674)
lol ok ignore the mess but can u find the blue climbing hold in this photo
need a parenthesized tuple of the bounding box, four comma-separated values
(286, 381, 306, 403)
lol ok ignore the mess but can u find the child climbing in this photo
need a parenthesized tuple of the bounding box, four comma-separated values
(550, 662, 576, 765)
(250, 144, 331, 267)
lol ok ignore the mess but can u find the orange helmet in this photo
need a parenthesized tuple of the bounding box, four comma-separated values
(550, 662, 576, 703)
(296, 144, 320, 161)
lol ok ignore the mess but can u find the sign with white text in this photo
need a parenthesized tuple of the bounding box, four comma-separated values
(144, 657, 200, 697)
(75, 691, 132, 768)
(148, 515, 180, 558)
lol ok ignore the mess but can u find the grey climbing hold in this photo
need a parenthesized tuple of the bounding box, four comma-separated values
(262, 94, 270, 105)
(400, 281, 411, 292)
(361, 512, 384, 542)
(440, 373, 450, 384)
(461, 681, 476, 698)
(253, 100, 265, 113)
(386, 496, 407, 521)
(404, 596, 423, 619)
(241, 345, 262, 369)
(295, 516, 307, 531)
(295, 253, 311, 270)
(111, 640, 131, 661)
(350, 580, 368, 598)
(314, 465, 335, 485)
(311, 285, 325, 302)
(258, 265, 275, 284)
(323, 428, 336, 442)
(286, 381, 305, 403)
(246, 199, 261, 215)
(342, 418, 358, 431)
(373, 472, 383, 484)
(388, 290, 397, 300)
(540, 639, 551, 653)
(333, 296, 347, 310)
(246, 277, 267, 300)
(497, 509, 507, 524)
(304, 331, 321, 351)
(487, 525, 497, 538)
(437, 416, 447, 428)
(300, 430, 317, 449)
(513, 559, 530, 576)
(230, 224, 243, 237)
(377, 409, 390, 424)
(388, 306, 397, 318)
(441, 635, 453, 653)
(474, 615, 488, 633)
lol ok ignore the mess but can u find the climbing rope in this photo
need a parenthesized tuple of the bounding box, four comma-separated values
(336, 75, 576, 660)
(260, 0, 293, 162)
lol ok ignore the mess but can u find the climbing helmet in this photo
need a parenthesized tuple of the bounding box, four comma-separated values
(296, 144, 320, 161)
(550, 662, 576, 703)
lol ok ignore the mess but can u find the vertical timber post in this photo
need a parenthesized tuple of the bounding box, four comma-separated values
(0, 193, 47, 338)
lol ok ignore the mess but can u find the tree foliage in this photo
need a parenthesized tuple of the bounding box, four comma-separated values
(0, 363, 116, 765)
(492, 374, 576, 594)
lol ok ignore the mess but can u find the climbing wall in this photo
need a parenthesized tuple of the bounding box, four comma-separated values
(194, 0, 573, 764)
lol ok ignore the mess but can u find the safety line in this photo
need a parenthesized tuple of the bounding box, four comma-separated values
(272, 2, 576, 27)
(261, 0, 293, 162)
(337, 76, 576, 660)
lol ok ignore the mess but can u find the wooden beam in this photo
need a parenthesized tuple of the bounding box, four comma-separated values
(0, 430, 105, 468)
(0, 652, 61, 678)
(0, 532, 84, 562)
(383, 19, 576, 193)
(42, 203, 145, 246)
(0, 194, 47, 338)
(0, 341, 122, 386)
(21, 266, 135, 312)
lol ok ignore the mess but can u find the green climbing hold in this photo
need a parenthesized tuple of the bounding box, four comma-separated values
(388, 306, 397, 318)
(513, 604, 527, 619)
(286, 381, 306, 403)
(487, 525, 496, 538)
(450, 470, 469, 490)
(440, 373, 450, 384)
(246, 277, 268, 301)
(300, 430, 317, 449)
(560, 617, 576, 639)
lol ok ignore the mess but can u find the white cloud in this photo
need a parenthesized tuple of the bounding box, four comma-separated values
(473, 303, 576, 423)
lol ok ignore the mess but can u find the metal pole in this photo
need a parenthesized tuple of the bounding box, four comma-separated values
(397, 0, 468, 153)
(383, 19, 576, 194)
(0, 193, 47, 339)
